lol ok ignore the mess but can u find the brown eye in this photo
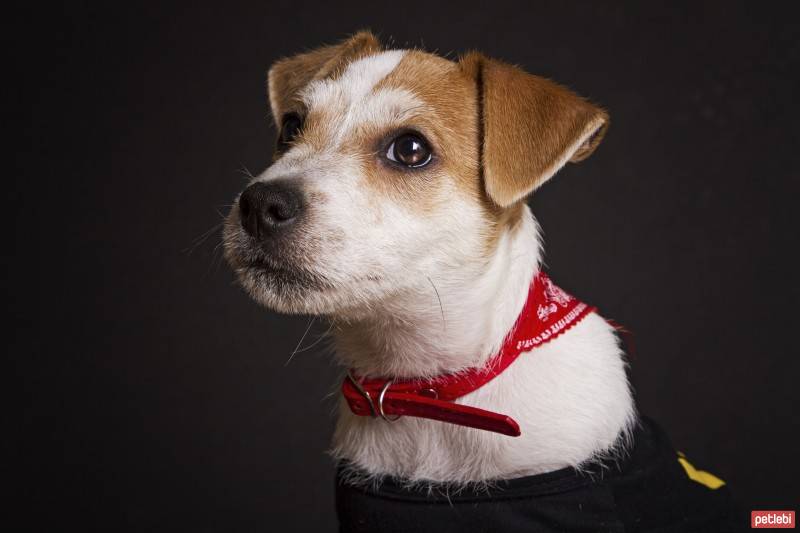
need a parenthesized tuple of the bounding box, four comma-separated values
(278, 113, 303, 149)
(386, 133, 432, 168)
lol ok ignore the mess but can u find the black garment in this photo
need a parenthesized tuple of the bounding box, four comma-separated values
(336, 417, 744, 532)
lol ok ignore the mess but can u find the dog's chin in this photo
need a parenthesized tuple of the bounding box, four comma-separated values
(230, 257, 382, 316)
(231, 261, 331, 315)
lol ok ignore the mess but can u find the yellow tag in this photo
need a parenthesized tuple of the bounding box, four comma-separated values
(677, 452, 725, 490)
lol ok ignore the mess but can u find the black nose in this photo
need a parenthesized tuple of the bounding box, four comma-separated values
(238, 181, 303, 240)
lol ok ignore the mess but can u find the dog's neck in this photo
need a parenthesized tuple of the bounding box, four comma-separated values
(333, 210, 540, 380)
(330, 206, 635, 483)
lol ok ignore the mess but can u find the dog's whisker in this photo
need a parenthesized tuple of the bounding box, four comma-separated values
(285, 316, 317, 366)
(212, 235, 228, 255)
(427, 276, 446, 333)
(216, 204, 234, 219)
(236, 164, 255, 180)
(209, 238, 229, 274)
(182, 222, 223, 255)
(291, 320, 335, 356)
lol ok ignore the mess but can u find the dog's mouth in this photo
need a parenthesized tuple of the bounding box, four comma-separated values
(224, 225, 330, 289)
(239, 255, 332, 291)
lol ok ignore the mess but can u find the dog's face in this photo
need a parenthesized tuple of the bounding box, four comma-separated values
(224, 32, 607, 316)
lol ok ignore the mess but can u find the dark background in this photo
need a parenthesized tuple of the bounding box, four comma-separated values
(10, 2, 799, 531)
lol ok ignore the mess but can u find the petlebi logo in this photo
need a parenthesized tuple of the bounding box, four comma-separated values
(751, 510, 795, 529)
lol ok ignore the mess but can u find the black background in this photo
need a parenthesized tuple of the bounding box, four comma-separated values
(10, 2, 799, 531)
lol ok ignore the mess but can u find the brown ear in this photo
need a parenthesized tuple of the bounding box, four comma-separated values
(267, 31, 381, 123)
(460, 52, 608, 207)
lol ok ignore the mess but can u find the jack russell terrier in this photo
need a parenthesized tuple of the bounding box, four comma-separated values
(223, 32, 742, 533)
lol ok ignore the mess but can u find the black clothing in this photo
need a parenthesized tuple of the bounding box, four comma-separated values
(336, 417, 744, 532)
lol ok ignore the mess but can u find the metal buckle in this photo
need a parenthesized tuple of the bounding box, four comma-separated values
(377, 380, 401, 422)
(347, 371, 401, 422)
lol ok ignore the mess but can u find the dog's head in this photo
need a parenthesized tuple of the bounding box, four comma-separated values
(224, 31, 607, 316)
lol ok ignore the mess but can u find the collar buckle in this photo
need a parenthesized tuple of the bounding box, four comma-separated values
(346, 372, 401, 422)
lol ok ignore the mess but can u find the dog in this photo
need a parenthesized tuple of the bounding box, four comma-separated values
(224, 31, 742, 532)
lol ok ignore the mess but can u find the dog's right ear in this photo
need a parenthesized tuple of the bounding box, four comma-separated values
(459, 52, 608, 208)
(267, 31, 381, 123)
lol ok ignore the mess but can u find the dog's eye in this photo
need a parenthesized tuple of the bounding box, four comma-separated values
(386, 133, 432, 168)
(278, 113, 303, 149)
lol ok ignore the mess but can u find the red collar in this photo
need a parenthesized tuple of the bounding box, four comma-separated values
(342, 273, 596, 437)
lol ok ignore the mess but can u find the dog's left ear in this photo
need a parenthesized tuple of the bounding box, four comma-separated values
(460, 52, 608, 208)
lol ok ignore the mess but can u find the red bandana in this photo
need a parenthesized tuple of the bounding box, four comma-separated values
(342, 273, 596, 437)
